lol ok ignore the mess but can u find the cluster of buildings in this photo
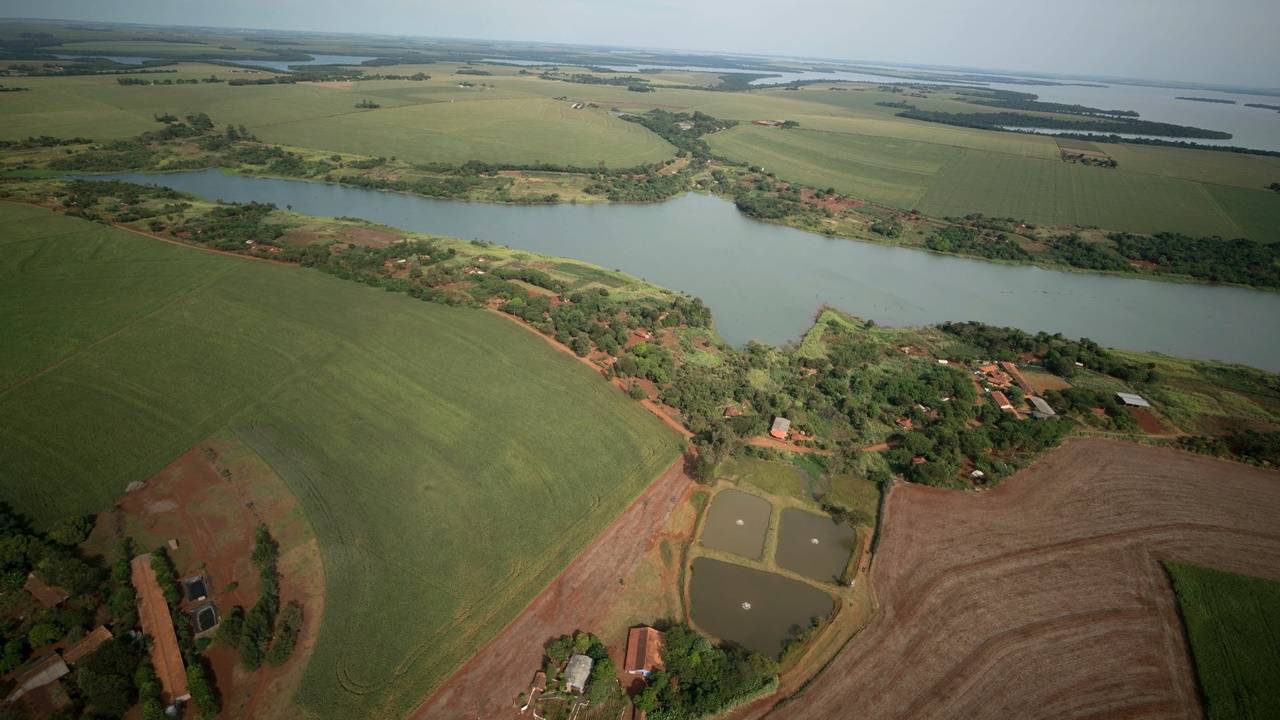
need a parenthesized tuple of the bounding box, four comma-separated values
(522, 626, 665, 717)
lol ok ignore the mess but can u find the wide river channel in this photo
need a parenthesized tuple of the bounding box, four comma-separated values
(98, 170, 1280, 371)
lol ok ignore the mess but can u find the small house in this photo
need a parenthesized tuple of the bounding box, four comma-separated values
(770, 417, 792, 440)
(990, 391, 1014, 412)
(23, 572, 68, 608)
(62, 626, 112, 665)
(624, 626, 665, 677)
(564, 653, 594, 693)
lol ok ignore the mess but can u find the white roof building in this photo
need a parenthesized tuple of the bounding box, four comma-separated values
(564, 653, 593, 693)
(1116, 393, 1151, 408)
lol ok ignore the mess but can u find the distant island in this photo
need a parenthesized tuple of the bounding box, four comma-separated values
(1244, 102, 1280, 112)
(1175, 96, 1236, 104)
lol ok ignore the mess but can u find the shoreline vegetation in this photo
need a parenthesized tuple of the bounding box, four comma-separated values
(4, 178, 1276, 489)
(3, 109, 1278, 292)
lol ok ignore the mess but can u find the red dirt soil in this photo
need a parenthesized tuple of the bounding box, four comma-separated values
(750, 439, 1280, 720)
(89, 437, 323, 720)
(1129, 407, 1169, 435)
(411, 460, 694, 720)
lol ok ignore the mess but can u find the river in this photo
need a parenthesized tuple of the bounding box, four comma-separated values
(94, 170, 1280, 371)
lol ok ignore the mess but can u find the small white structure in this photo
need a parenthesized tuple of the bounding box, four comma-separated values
(1116, 393, 1151, 408)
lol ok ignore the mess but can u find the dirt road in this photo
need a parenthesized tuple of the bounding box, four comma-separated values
(412, 459, 694, 719)
(757, 439, 1280, 720)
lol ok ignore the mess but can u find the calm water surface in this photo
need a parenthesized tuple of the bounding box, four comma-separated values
(96, 170, 1280, 371)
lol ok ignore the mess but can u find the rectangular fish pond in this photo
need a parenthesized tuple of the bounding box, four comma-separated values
(700, 488, 772, 560)
(775, 508, 858, 583)
(690, 557, 834, 657)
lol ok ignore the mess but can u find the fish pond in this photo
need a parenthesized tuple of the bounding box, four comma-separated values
(689, 557, 834, 657)
(774, 509, 857, 583)
(699, 489, 772, 560)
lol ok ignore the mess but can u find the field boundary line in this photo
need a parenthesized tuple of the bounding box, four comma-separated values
(0, 212, 250, 398)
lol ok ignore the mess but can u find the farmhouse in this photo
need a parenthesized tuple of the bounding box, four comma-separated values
(770, 417, 792, 439)
(132, 555, 191, 705)
(989, 391, 1015, 412)
(61, 625, 112, 665)
(1116, 392, 1151, 408)
(23, 572, 68, 608)
(564, 653, 594, 693)
(977, 363, 1014, 389)
(624, 626, 665, 677)
(753, 119, 785, 127)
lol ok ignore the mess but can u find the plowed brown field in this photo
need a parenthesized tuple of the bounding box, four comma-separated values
(762, 439, 1280, 720)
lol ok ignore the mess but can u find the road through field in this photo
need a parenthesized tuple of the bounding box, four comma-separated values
(412, 458, 694, 719)
(757, 439, 1280, 720)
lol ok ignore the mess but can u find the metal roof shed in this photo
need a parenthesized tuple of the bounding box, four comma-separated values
(1116, 393, 1151, 407)
(564, 653, 594, 693)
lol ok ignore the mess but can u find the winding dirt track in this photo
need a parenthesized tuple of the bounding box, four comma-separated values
(761, 439, 1280, 720)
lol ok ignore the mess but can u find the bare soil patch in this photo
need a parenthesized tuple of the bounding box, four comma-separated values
(1129, 407, 1169, 435)
(756, 439, 1280, 720)
(411, 460, 694, 720)
(85, 431, 324, 720)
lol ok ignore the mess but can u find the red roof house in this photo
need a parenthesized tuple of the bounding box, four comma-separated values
(624, 627, 665, 677)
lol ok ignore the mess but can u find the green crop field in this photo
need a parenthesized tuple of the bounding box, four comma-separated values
(0, 202, 683, 719)
(709, 124, 960, 207)
(709, 122, 1280, 241)
(1166, 562, 1280, 720)
(0, 66, 675, 167)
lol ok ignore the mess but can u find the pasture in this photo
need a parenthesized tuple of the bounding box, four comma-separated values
(709, 122, 1280, 241)
(0, 202, 683, 719)
(1166, 563, 1280, 720)
(0, 64, 674, 167)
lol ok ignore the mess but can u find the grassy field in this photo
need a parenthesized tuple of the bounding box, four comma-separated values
(0, 202, 683, 719)
(1166, 563, 1280, 720)
(0, 64, 674, 167)
(708, 121, 1280, 241)
(3, 44, 1279, 240)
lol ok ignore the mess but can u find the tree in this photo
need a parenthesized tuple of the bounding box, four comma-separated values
(27, 621, 62, 648)
(76, 639, 140, 719)
(0, 637, 26, 673)
(47, 515, 93, 546)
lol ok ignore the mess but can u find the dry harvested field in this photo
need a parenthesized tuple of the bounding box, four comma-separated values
(762, 439, 1280, 720)
(413, 459, 693, 720)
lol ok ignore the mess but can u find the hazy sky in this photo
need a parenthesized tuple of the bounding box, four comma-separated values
(5, 0, 1279, 87)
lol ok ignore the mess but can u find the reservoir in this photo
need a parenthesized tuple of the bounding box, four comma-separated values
(94, 170, 1280, 371)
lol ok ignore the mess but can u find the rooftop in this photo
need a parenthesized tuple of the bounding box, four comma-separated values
(564, 653, 594, 693)
(1116, 392, 1151, 408)
(61, 626, 113, 665)
(624, 626, 665, 676)
(132, 555, 190, 704)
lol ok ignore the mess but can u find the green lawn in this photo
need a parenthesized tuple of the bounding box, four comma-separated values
(1166, 562, 1280, 720)
(724, 456, 810, 501)
(0, 202, 682, 719)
